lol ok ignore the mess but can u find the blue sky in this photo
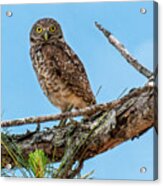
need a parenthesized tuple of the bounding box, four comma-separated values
(1, 1, 156, 180)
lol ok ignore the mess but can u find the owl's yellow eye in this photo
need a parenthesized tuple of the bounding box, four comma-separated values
(36, 26, 43, 33)
(49, 25, 56, 32)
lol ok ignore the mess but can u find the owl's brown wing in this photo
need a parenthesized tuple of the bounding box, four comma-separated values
(52, 41, 96, 105)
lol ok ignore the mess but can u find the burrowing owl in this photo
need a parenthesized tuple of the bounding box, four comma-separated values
(30, 18, 96, 112)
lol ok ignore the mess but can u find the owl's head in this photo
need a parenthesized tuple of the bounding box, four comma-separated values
(30, 18, 63, 45)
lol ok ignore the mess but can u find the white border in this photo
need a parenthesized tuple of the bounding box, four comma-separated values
(0, 1, 162, 186)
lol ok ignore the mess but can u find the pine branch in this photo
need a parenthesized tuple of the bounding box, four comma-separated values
(1, 85, 155, 168)
(95, 22, 153, 79)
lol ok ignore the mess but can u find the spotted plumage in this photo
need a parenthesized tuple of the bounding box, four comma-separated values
(30, 18, 96, 112)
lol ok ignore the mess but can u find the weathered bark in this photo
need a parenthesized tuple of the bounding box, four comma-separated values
(1, 85, 156, 168)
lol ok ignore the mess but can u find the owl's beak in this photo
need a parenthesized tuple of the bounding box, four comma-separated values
(44, 32, 49, 41)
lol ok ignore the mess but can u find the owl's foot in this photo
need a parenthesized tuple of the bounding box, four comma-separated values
(59, 105, 74, 127)
(58, 118, 68, 127)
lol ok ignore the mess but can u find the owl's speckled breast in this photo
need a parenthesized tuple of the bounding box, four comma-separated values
(31, 45, 89, 111)
(32, 47, 73, 110)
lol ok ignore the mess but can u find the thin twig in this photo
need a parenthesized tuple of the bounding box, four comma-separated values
(117, 87, 128, 99)
(95, 85, 102, 98)
(1, 86, 150, 128)
(95, 22, 153, 79)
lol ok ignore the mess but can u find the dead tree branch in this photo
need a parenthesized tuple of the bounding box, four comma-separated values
(1, 85, 155, 168)
(95, 22, 153, 79)
(1, 85, 149, 128)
